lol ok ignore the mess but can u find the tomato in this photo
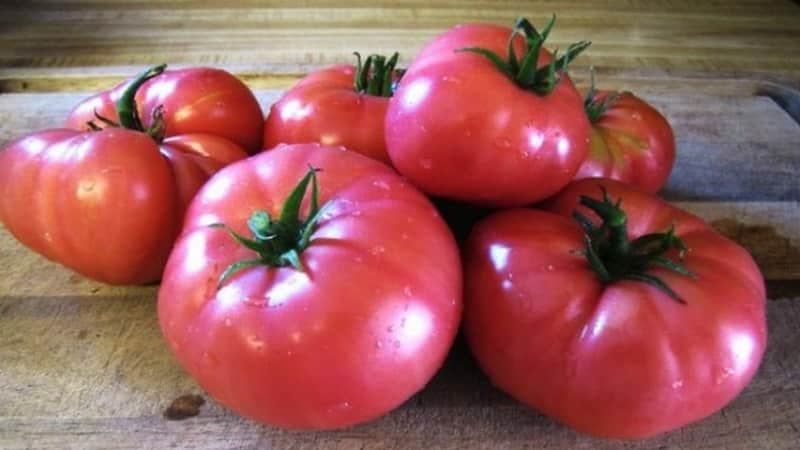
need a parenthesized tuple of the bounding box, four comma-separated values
(67, 65, 264, 154)
(158, 143, 462, 429)
(577, 85, 676, 193)
(385, 17, 591, 206)
(463, 178, 766, 438)
(263, 53, 402, 164)
(0, 66, 249, 284)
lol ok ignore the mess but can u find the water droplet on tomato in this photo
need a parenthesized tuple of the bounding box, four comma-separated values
(223, 318, 232, 327)
(546, 264, 555, 271)
(420, 159, 433, 169)
(393, 340, 401, 348)
(248, 335, 265, 351)
(715, 367, 735, 385)
(519, 150, 530, 159)
(403, 286, 413, 297)
(351, 210, 363, 217)
(672, 380, 684, 389)
(375, 340, 384, 349)
(328, 401, 351, 413)
(387, 325, 395, 333)
(372, 179, 390, 190)
(243, 296, 268, 308)
(354, 256, 364, 263)
(370, 245, 386, 256)
(494, 137, 512, 149)
(202, 351, 219, 367)
(401, 233, 410, 240)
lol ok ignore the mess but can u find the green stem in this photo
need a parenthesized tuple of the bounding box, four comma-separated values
(211, 167, 330, 288)
(575, 187, 694, 303)
(353, 52, 402, 97)
(457, 16, 590, 95)
(584, 67, 620, 123)
(116, 64, 167, 131)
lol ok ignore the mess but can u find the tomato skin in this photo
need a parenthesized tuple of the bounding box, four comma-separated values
(385, 23, 590, 206)
(158, 143, 462, 429)
(0, 128, 248, 284)
(264, 65, 392, 164)
(66, 67, 264, 154)
(463, 178, 766, 438)
(577, 91, 676, 193)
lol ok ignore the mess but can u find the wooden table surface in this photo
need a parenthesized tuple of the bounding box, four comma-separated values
(1, 1, 799, 449)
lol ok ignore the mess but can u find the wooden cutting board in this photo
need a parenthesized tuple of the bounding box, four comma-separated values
(1, 2, 799, 449)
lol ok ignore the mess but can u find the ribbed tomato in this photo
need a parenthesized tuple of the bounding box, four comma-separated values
(0, 65, 255, 284)
(463, 178, 766, 438)
(158, 143, 462, 429)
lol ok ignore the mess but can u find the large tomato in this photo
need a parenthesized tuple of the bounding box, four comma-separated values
(67, 65, 264, 154)
(158, 143, 462, 429)
(463, 178, 766, 438)
(385, 17, 591, 206)
(576, 86, 676, 193)
(0, 66, 250, 284)
(264, 53, 402, 164)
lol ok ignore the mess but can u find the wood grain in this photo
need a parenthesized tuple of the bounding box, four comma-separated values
(1, 1, 799, 76)
(1, 295, 798, 449)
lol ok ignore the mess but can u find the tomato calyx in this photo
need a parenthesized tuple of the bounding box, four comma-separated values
(211, 167, 328, 288)
(584, 68, 620, 123)
(353, 51, 403, 97)
(573, 188, 694, 303)
(86, 64, 168, 142)
(458, 16, 590, 95)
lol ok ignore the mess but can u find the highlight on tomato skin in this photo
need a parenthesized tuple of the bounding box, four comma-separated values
(157, 143, 463, 430)
(463, 178, 766, 439)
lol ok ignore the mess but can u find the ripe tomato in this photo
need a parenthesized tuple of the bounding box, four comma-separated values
(385, 17, 591, 206)
(67, 65, 264, 154)
(158, 143, 462, 429)
(0, 66, 249, 284)
(263, 53, 402, 164)
(463, 178, 766, 438)
(577, 86, 676, 193)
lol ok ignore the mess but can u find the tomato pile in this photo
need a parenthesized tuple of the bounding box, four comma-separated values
(0, 16, 766, 439)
